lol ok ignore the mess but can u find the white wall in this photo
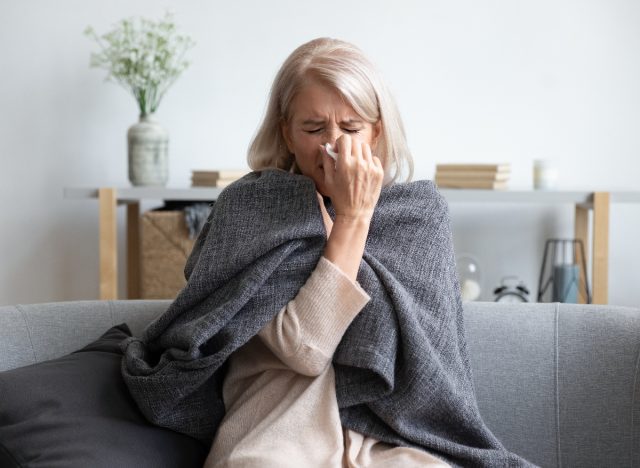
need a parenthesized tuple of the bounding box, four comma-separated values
(1, 0, 638, 306)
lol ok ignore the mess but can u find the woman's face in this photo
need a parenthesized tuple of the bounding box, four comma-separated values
(281, 81, 381, 195)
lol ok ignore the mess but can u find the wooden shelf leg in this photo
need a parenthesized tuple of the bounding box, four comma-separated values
(127, 202, 141, 299)
(574, 205, 589, 304)
(98, 188, 118, 300)
(592, 192, 610, 304)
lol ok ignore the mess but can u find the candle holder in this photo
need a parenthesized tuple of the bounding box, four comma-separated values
(537, 239, 591, 304)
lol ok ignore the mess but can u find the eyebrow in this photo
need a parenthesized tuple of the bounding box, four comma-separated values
(301, 118, 364, 126)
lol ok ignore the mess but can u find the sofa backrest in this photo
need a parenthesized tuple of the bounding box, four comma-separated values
(0, 300, 169, 371)
(1, 300, 638, 467)
(464, 301, 640, 468)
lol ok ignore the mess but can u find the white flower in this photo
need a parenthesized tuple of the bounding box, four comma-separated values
(85, 12, 195, 116)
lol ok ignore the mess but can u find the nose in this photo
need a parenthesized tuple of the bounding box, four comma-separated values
(324, 126, 341, 147)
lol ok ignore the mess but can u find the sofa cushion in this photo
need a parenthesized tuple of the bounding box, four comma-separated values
(0, 323, 209, 468)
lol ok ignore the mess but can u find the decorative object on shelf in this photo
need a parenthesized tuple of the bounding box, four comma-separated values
(434, 163, 511, 190)
(533, 159, 558, 190)
(493, 276, 530, 303)
(85, 12, 195, 187)
(127, 114, 169, 186)
(456, 254, 483, 301)
(537, 239, 590, 303)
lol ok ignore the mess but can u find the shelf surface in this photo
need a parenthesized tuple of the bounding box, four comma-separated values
(64, 186, 640, 205)
(438, 189, 594, 204)
(64, 187, 223, 202)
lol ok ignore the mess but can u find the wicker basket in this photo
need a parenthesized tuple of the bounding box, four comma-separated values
(140, 210, 196, 299)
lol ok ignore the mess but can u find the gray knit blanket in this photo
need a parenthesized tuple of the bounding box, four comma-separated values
(122, 169, 533, 467)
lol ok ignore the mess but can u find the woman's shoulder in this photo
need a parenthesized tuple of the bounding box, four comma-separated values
(216, 169, 316, 202)
(380, 179, 449, 215)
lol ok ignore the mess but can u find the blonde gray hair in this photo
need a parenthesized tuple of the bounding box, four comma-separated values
(247, 37, 413, 184)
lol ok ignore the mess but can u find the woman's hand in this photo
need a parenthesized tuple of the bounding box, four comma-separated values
(319, 134, 384, 223)
(318, 134, 384, 282)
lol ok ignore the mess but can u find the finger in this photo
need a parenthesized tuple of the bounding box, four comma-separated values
(336, 134, 351, 167)
(362, 142, 373, 164)
(350, 135, 363, 161)
(372, 154, 384, 176)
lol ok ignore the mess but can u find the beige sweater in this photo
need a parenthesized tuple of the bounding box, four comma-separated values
(204, 257, 449, 468)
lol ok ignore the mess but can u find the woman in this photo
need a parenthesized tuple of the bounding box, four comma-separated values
(123, 37, 533, 468)
(204, 38, 449, 467)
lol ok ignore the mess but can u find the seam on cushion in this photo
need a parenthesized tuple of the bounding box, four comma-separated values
(15, 304, 38, 365)
(108, 300, 115, 326)
(631, 339, 640, 467)
(554, 302, 562, 468)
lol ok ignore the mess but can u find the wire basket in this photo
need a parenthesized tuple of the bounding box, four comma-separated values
(537, 239, 591, 304)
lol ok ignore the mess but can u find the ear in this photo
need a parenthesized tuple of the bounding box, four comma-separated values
(371, 120, 382, 149)
(281, 120, 295, 154)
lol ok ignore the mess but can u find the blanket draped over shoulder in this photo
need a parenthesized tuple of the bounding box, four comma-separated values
(122, 169, 532, 467)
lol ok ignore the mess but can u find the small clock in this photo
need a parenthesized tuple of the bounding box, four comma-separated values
(493, 276, 530, 303)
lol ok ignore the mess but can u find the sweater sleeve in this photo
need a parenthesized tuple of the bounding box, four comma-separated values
(257, 256, 370, 376)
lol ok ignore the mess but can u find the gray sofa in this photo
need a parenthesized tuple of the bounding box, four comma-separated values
(1, 300, 639, 467)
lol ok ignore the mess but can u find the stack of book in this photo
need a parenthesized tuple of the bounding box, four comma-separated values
(434, 163, 511, 190)
(191, 169, 249, 188)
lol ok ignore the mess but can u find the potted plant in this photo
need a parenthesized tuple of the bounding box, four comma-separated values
(85, 12, 195, 186)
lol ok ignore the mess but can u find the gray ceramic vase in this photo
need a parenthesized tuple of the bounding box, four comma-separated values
(127, 113, 169, 186)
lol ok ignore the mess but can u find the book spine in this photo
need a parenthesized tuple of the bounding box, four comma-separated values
(435, 165, 510, 172)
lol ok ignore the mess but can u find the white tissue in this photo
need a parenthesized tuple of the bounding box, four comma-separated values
(324, 143, 338, 160)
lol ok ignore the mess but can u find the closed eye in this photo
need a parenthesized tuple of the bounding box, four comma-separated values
(304, 128, 362, 134)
